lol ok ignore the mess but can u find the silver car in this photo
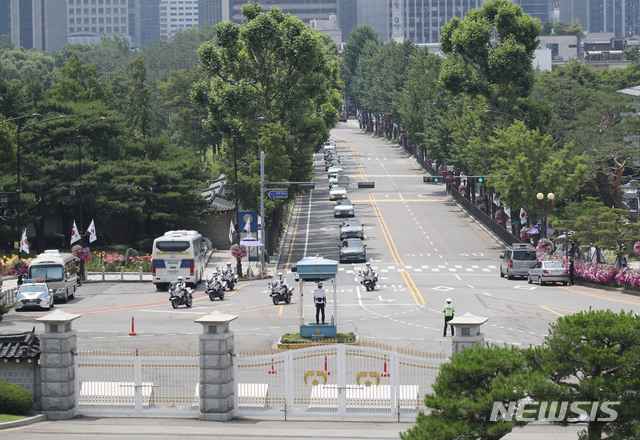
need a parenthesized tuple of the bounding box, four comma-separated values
(334, 199, 355, 217)
(15, 279, 54, 310)
(330, 185, 347, 201)
(340, 219, 364, 239)
(527, 260, 569, 286)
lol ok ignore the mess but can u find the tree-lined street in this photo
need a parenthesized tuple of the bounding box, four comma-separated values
(4, 122, 640, 358)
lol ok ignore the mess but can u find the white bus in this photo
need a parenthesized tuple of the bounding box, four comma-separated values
(28, 250, 80, 303)
(152, 230, 206, 289)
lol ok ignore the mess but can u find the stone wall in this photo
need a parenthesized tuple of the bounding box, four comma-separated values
(202, 211, 236, 250)
(0, 361, 41, 411)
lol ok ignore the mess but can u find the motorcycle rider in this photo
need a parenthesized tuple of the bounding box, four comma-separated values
(176, 276, 185, 290)
(276, 272, 289, 292)
(362, 262, 376, 278)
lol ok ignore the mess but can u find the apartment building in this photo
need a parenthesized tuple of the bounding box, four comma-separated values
(160, 0, 199, 40)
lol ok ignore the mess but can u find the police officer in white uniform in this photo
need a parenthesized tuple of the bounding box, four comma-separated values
(314, 282, 327, 324)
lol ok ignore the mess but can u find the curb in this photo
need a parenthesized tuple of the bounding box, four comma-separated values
(0, 413, 46, 430)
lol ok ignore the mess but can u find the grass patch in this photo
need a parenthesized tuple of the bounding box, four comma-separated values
(0, 414, 29, 423)
(280, 332, 357, 344)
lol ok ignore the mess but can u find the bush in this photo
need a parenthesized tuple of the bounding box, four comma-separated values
(0, 381, 34, 415)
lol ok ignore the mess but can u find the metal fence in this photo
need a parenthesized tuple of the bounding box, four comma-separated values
(76, 350, 199, 415)
(447, 186, 521, 246)
(234, 343, 446, 419)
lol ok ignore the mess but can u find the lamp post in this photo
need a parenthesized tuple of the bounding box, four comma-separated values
(537, 192, 555, 239)
(230, 117, 265, 245)
(2, 113, 68, 259)
(73, 117, 105, 281)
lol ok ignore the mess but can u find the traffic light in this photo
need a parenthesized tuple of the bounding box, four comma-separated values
(423, 176, 440, 183)
(477, 177, 484, 183)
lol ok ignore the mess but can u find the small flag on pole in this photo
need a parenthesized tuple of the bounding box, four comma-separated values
(520, 208, 527, 225)
(70, 221, 81, 244)
(243, 217, 252, 237)
(229, 220, 235, 244)
(88, 219, 97, 243)
(19, 229, 29, 254)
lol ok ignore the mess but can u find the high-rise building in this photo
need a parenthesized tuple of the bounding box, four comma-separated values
(559, 0, 627, 36)
(160, 0, 199, 40)
(513, 0, 551, 23)
(199, 0, 223, 27)
(67, 0, 132, 46)
(3, 0, 66, 52)
(133, 0, 162, 48)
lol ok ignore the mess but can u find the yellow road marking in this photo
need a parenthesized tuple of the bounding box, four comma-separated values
(279, 304, 283, 315)
(369, 193, 425, 305)
(312, 199, 440, 204)
(284, 200, 303, 272)
(559, 285, 640, 306)
(539, 305, 571, 317)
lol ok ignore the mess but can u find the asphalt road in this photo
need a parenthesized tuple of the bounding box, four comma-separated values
(2, 121, 640, 357)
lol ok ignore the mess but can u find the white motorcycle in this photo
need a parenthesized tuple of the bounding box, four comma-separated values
(221, 269, 238, 291)
(205, 272, 225, 301)
(169, 280, 193, 309)
(268, 281, 294, 305)
(359, 269, 378, 291)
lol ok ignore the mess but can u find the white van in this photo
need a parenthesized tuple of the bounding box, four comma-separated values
(28, 250, 80, 302)
(152, 230, 206, 290)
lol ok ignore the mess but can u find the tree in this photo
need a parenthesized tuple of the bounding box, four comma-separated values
(440, 0, 540, 114)
(624, 45, 640, 63)
(126, 56, 152, 138)
(554, 198, 640, 264)
(194, 2, 341, 214)
(401, 345, 544, 440)
(487, 121, 587, 219)
(529, 310, 640, 440)
(340, 25, 380, 107)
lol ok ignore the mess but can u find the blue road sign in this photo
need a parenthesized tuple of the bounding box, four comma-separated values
(268, 190, 288, 199)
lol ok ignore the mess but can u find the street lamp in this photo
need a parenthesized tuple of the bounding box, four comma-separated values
(74, 117, 105, 280)
(537, 192, 555, 239)
(230, 116, 265, 247)
(2, 113, 68, 259)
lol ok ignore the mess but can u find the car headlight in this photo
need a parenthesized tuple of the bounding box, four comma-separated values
(55, 288, 66, 294)
(37, 292, 49, 300)
(17, 293, 26, 300)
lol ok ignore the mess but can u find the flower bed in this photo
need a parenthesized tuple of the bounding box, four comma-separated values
(85, 251, 152, 272)
(573, 260, 639, 289)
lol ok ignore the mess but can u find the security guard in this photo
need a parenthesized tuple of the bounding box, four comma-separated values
(314, 282, 327, 324)
(443, 298, 455, 337)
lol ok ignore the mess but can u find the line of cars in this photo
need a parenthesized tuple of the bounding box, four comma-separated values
(322, 139, 368, 264)
(499, 243, 570, 285)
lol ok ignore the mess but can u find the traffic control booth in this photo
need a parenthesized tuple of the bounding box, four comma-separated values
(291, 256, 338, 340)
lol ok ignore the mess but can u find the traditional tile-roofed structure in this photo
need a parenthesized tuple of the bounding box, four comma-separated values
(0, 327, 40, 360)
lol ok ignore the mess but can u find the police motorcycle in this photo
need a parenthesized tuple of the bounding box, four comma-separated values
(204, 271, 225, 301)
(169, 276, 193, 309)
(221, 263, 238, 291)
(268, 273, 294, 305)
(358, 263, 378, 291)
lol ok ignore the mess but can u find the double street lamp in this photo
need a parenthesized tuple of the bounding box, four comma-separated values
(1, 113, 68, 259)
(537, 192, 555, 239)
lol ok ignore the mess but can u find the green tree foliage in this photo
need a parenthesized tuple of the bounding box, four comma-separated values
(624, 45, 640, 63)
(340, 25, 380, 107)
(126, 56, 152, 137)
(194, 2, 342, 211)
(47, 52, 107, 103)
(440, 0, 540, 113)
(529, 310, 640, 440)
(488, 121, 586, 216)
(554, 198, 640, 263)
(553, 18, 584, 37)
(401, 345, 544, 440)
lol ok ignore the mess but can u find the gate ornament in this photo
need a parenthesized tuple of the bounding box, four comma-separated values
(356, 371, 381, 387)
(304, 370, 328, 386)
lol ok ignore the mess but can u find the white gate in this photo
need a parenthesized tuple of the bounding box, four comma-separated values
(76, 350, 199, 415)
(234, 343, 446, 419)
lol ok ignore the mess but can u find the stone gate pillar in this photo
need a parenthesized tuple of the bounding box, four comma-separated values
(36, 310, 81, 420)
(195, 311, 237, 421)
(449, 312, 488, 356)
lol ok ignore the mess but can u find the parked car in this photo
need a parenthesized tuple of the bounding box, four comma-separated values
(325, 158, 340, 171)
(499, 243, 538, 279)
(527, 260, 569, 286)
(339, 239, 367, 263)
(330, 185, 348, 201)
(340, 219, 364, 240)
(334, 199, 355, 217)
(14, 279, 54, 311)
